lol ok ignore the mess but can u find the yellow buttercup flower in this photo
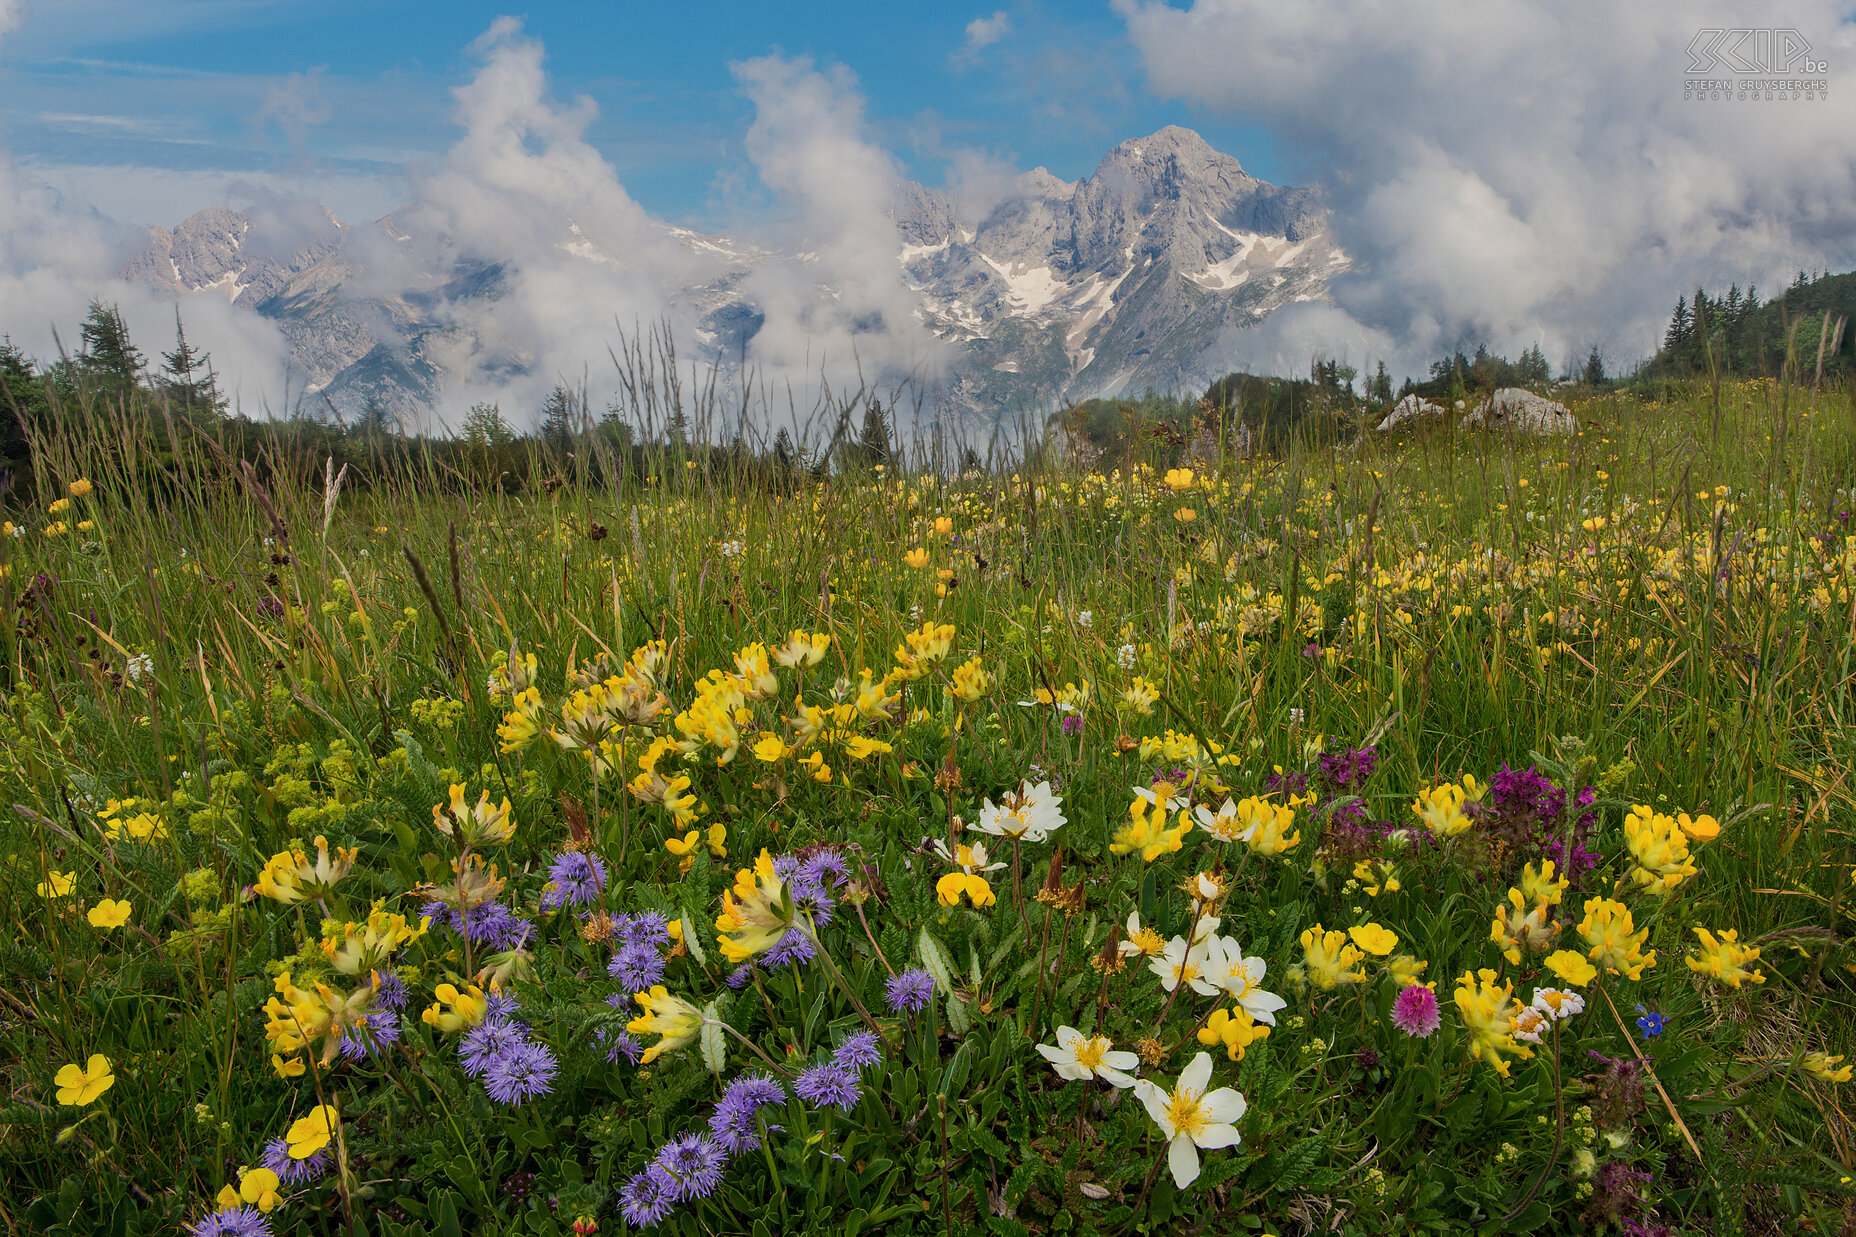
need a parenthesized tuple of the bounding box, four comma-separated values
(1348, 923, 1399, 956)
(87, 898, 133, 929)
(1543, 949, 1598, 987)
(1677, 812, 1720, 842)
(1685, 927, 1764, 989)
(1453, 969, 1533, 1078)
(1299, 924, 1366, 989)
(37, 870, 76, 899)
(903, 546, 930, 569)
(68, 478, 94, 498)
(54, 1054, 115, 1105)
(1577, 897, 1655, 980)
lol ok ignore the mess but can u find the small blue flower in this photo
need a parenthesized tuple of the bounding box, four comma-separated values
(1634, 1004, 1668, 1038)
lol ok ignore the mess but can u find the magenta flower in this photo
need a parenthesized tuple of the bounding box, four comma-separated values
(1390, 985, 1441, 1038)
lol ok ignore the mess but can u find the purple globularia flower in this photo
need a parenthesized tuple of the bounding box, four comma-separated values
(761, 928, 817, 969)
(609, 941, 667, 990)
(725, 964, 756, 989)
(460, 1018, 529, 1077)
(186, 1207, 272, 1237)
(614, 912, 670, 950)
(617, 1165, 677, 1228)
(710, 1073, 785, 1153)
(262, 1136, 329, 1185)
(601, 1029, 645, 1065)
(484, 990, 522, 1021)
(885, 968, 936, 1014)
(832, 1031, 883, 1072)
(541, 850, 609, 910)
(793, 1062, 860, 1112)
(483, 1040, 558, 1106)
(653, 1133, 727, 1201)
(339, 1007, 402, 1060)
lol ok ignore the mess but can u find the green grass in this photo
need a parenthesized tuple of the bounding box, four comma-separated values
(2, 376, 1854, 1237)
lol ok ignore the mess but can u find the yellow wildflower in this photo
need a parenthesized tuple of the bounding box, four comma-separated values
(626, 986, 706, 1063)
(54, 1054, 115, 1105)
(1577, 897, 1655, 980)
(1299, 924, 1366, 989)
(1198, 1007, 1271, 1061)
(1685, 927, 1764, 989)
(1453, 969, 1533, 1078)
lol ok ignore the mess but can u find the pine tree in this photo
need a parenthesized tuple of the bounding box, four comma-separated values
(1583, 347, 1605, 386)
(773, 427, 796, 473)
(354, 396, 397, 439)
(540, 384, 577, 449)
(159, 312, 224, 417)
(1368, 361, 1392, 403)
(1664, 296, 1691, 356)
(79, 301, 143, 393)
(857, 398, 891, 468)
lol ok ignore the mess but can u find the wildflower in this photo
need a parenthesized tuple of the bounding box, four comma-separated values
(710, 1073, 786, 1152)
(484, 1041, 559, 1105)
(1453, 969, 1533, 1078)
(1386, 954, 1429, 987)
(460, 1019, 528, 1077)
(1490, 888, 1561, 965)
(1531, 987, 1585, 1023)
(1238, 797, 1301, 857)
(832, 1031, 884, 1071)
(1117, 643, 1138, 669)
(609, 941, 667, 990)
(235, 1167, 283, 1213)
(1198, 1008, 1271, 1061)
(1634, 1005, 1667, 1038)
(496, 687, 546, 752)
(185, 1206, 272, 1237)
(1685, 927, 1765, 989)
(1390, 985, 1441, 1038)
(87, 898, 132, 929)
(1111, 782, 1193, 861)
(1118, 911, 1168, 960)
(1544, 949, 1599, 987)
(1121, 677, 1160, 714)
(1133, 1053, 1247, 1189)
(892, 621, 956, 678)
(714, 850, 795, 963)
(541, 850, 609, 910)
(37, 870, 76, 899)
(617, 1165, 677, 1228)
(1352, 858, 1400, 896)
(1802, 1052, 1852, 1083)
(656, 1133, 727, 1201)
(903, 546, 930, 569)
(1348, 923, 1399, 957)
(885, 968, 936, 1013)
(1152, 935, 1217, 996)
(772, 630, 830, 668)
(1622, 804, 1697, 894)
(626, 986, 706, 1063)
(69, 478, 94, 498)
(255, 837, 358, 904)
(433, 783, 517, 848)
(1578, 897, 1656, 980)
(973, 780, 1066, 843)
(54, 1054, 115, 1105)
(264, 972, 379, 1065)
(1676, 812, 1720, 841)
(1299, 924, 1366, 989)
(1199, 937, 1286, 1024)
(794, 1062, 861, 1111)
(936, 872, 996, 908)
(1412, 783, 1471, 837)
(1036, 1026, 1138, 1085)
(320, 911, 424, 975)
(946, 656, 994, 702)
(285, 1105, 340, 1159)
(261, 1136, 329, 1185)
(422, 983, 489, 1034)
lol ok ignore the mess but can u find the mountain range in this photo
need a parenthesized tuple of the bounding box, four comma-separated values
(122, 126, 1346, 424)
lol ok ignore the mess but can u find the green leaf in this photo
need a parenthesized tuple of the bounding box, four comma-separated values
(700, 1002, 726, 1073)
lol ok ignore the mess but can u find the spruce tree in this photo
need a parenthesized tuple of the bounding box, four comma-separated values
(540, 384, 577, 450)
(79, 301, 143, 394)
(1582, 347, 1605, 386)
(160, 312, 224, 417)
(857, 398, 891, 468)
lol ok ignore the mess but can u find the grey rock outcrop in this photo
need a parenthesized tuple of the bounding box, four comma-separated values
(1459, 388, 1576, 435)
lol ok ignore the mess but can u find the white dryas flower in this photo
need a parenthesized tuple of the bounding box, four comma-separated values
(1135, 1053, 1248, 1189)
(1035, 1026, 1137, 1087)
(972, 780, 1066, 843)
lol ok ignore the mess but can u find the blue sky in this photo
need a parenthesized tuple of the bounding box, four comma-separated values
(0, 0, 1285, 227)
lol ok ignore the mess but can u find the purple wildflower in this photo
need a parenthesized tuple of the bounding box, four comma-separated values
(615, 912, 670, 949)
(460, 1019, 529, 1077)
(186, 1207, 272, 1237)
(1317, 745, 1379, 792)
(710, 1073, 785, 1153)
(1390, 985, 1441, 1038)
(1264, 767, 1308, 798)
(761, 928, 817, 969)
(1060, 714, 1084, 737)
(484, 990, 522, 1021)
(617, 1165, 676, 1228)
(885, 968, 936, 1014)
(262, 1136, 329, 1185)
(832, 1031, 883, 1072)
(483, 1040, 558, 1105)
(601, 1029, 645, 1065)
(609, 941, 667, 990)
(726, 964, 756, 989)
(653, 1133, 727, 1201)
(371, 970, 407, 1011)
(541, 851, 609, 910)
(339, 1007, 401, 1060)
(793, 1062, 860, 1111)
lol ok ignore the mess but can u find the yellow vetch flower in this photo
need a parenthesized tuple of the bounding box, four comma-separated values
(432, 784, 516, 848)
(1490, 888, 1560, 966)
(842, 734, 893, 760)
(496, 686, 546, 753)
(238, 1167, 283, 1212)
(54, 1054, 115, 1105)
(1622, 804, 1697, 894)
(1110, 785, 1194, 861)
(1453, 968, 1533, 1078)
(286, 1105, 339, 1159)
(1412, 783, 1471, 837)
(714, 850, 794, 964)
(87, 898, 133, 929)
(271, 1053, 306, 1078)
(1516, 859, 1567, 907)
(421, 983, 488, 1033)
(945, 656, 993, 702)
(935, 872, 996, 908)
(1352, 858, 1400, 896)
(1198, 1007, 1271, 1061)
(265, 972, 380, 1065)
(319, 910, 425, 975)
(1577, 897, 1655, 980)
(893, 621, 956, 679)
(255, 836, 358, 904)
(626, 985, 706, 1063)
(1241, 798, 1301, 858)
(1299, 924, 1366, 990)
(1802, 1052, 1853, 1083)
(1685, 927, 1764, 989)
(1387, 954, 1429, 987)
(772, 630, 830, 668)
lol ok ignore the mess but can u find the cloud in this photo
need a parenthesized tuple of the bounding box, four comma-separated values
(954, 11, 1014, 65)
(0, 0, 25, 39)
(251, 66, 330, 169)
(1118, 0, 1856, 379)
